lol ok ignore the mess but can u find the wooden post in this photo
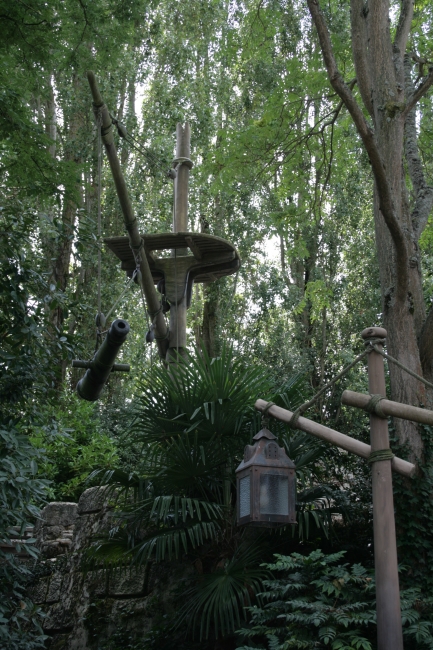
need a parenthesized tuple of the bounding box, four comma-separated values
(86, 72, 168, 360)
(361, 326, 403, 650)
(167, 123, 191, 362)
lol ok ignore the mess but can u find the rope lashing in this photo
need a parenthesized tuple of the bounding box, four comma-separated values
(261, 401, 275, 427)
(365, 394, 387, 419)
(172, 156, 193, 170)
(148, 306, 163, 320)
(130, 238, 145, 255)
(289, 409, 303, 429)
(368, 449, 395, 463)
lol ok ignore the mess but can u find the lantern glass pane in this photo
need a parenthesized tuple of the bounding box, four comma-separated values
(239, 475, 251, 518)
(260, 474, 289, 516)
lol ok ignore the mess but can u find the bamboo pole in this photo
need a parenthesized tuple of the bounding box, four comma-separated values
(361, 326, 403, 650)
(342, 389, 433, 425)
(86, 71, 168, 360)
(254, 399, 415, 478)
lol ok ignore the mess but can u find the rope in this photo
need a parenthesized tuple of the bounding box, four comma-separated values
(287, 346, 371, 429)
(175, 247, 179, 349)
(104, 271, 137, 322)
(130, 238, 144, 254)
(365, 394, 387, 419)
(110, 115, 177, 179)
(372, 344, 433, 391)
(368, 449, 395, 463)
(261, 401, 275, 427)
(97, 109, 102, 321)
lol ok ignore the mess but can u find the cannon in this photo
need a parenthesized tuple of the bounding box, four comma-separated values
(73, 318, 130, 401)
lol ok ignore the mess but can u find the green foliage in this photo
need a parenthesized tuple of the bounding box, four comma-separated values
(236, 550, 433, 650)
(177, 544, 270, 641)
(31, 392, 118, 501)
(393, 424, 433, 593)
(85, 346, 270, 566)
(86, 348, 352, 643)
(0, 424, 49, 649)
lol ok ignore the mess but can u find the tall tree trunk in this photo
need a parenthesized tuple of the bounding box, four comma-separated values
(45, 77, 57, 159)
(307, 0, 433, 465)
(51, 74, 84, 333)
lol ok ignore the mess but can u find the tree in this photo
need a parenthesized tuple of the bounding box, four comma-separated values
(306, 0, 433, 464)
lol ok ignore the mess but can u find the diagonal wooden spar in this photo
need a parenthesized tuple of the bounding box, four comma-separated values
(87, 71, 169, 360)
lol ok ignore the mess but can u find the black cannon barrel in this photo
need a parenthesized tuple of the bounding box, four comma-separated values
(76, 319, 130, 401)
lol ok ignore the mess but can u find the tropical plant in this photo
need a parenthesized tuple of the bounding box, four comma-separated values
(84, 346, 352, 645)
(236, 550, 433, 650)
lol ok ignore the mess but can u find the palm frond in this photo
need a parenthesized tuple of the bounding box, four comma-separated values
(177, 543, 270, 640)
(84, 495, 224, 569)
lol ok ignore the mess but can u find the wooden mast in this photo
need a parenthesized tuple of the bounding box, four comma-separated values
(166, 123, 192, 362)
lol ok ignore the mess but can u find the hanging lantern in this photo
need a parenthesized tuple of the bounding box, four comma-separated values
(236, 427, 296, 527)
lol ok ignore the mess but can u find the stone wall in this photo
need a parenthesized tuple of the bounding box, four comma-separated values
(31, 487, 186, 650)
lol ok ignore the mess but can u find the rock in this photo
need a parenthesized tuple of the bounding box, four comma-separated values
(77, 486, 112, 515)
(71, 509, 113, 553)
(82, 570, 108, 598)
(46, 572, 64, 604)
(108, 566, 147, 597)
(43, 600, 74, 632)
(38, 503, 78, 528)
(31, 577, 49, 604)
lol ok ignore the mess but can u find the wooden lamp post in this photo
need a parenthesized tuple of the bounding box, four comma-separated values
(253, 325, 432, 650)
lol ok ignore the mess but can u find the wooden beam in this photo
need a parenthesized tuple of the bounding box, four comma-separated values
(342, 389, 433, 426)
(185, 236, 202, 260)
(254, 399, 415, 478)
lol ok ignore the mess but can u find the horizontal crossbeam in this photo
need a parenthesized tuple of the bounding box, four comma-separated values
(342, 390, 433, 426)
(255, 399, 415, 478)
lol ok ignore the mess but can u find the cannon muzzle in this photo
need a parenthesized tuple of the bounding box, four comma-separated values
(76, 319, 130, 401)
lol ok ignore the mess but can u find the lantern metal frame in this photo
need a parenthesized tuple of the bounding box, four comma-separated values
(236, 427, 296, 527)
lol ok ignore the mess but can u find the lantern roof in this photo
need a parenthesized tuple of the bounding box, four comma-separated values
(236, 427, 296, 472)
(253, 427, 277, 441)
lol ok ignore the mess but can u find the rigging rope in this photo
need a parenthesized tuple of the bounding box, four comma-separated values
(110, 114, 176, 179)
(372, 344, 433, 391)
(288, 344, 373, 428)
(93, 108, 105, 353)
(277, 334, 433, 431)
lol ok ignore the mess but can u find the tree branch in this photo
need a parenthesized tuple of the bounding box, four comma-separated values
(394, 0, 414, 58)
(402, 67, 433, 118)
(350, 0, 373, 117)
(307, 0, 409, 300)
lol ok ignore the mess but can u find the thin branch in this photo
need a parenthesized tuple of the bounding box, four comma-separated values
(307, 0, 409, 302)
